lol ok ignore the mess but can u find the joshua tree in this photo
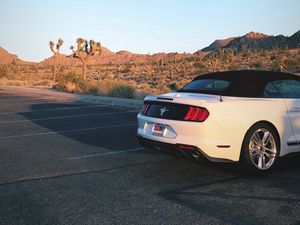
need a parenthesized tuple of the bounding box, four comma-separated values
(49, 39, 63, 83)
(70, 38, 102, 80)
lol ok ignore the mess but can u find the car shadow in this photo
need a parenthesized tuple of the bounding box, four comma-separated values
(18, 99, 300, 172)
(18, 101, 141, 150)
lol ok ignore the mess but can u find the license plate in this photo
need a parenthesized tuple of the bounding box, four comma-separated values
(152, 124, 165, 136)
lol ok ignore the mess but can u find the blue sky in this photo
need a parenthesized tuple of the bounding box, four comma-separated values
(0, 0, 299, 62)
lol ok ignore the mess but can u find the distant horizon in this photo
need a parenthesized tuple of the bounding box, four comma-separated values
(2, 29, 300, 63)
(1, 0, 299, 62)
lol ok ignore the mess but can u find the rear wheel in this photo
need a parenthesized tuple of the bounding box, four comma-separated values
(241, 123, 279, 173)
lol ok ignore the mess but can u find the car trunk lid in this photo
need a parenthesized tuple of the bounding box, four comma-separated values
(140, 92, 217, 122)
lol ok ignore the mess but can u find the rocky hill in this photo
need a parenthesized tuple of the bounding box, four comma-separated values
(222, 31, 299, 52)
(39, 29, 300, 65)
(201, 37, 236, 52)
(39, 48, 193, 66)
(289, 30, 300, 46)
(0, 47, 32, 65)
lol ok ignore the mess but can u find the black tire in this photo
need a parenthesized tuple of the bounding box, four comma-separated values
(240, 122, 280, 174)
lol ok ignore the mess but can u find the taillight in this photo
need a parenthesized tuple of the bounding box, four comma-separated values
(140, 103, 150, 115)
(184, 106, 209, 122)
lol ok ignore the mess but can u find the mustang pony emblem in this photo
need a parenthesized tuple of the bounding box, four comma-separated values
(160, 107, 169, 116)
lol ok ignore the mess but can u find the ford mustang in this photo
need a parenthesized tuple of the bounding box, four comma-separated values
(137, 70, 300, 172)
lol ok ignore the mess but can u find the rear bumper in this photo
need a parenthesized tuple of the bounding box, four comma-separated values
(137, 135, 177, 151)
(137, 113, 240, 162)
(137, 135, 208, 160)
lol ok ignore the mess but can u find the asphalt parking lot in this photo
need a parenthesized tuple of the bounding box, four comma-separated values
(0, 89, 299, 225)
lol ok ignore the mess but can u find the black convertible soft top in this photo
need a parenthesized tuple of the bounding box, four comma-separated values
(193, 70, 297, 82)
(180, 70, 299, 97)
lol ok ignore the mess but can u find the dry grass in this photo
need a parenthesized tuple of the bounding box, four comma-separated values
(65, 82, 76, 93)
(1, 48, 299, 99)
(54, 73, 136, 98)
(0, 77, 28, 86)
(0, 77, 52, 87)
(85, 79, 135, 98)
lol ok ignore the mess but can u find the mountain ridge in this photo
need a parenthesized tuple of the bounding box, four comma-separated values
(0, 47, 33, 65)
(201, 37, 236, 52)
(0, 30, 299, 65)
(223, 31, 299, 52)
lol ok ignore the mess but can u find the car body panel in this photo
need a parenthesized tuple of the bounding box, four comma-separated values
(284, 99, 300, 151)
(137, 93, 298, 162)
(137, 71, 300, 163)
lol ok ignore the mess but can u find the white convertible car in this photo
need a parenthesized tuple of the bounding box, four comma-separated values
(137, 70, 300, 172)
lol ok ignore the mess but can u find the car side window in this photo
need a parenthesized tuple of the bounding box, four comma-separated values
(263, 82, 281, 98)
(181, 79, 230, 92)
(272, 79, 300, 98)
(205, 80, 229, 90)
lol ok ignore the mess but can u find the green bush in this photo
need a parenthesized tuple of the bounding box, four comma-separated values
(55, 72, 86, 93)
(54, 73, 139, 99)
(107, 85, 135, 99)
(119, 68, 131, 73)
(168, 83, 178, 91)
(252, 61, 262, 69)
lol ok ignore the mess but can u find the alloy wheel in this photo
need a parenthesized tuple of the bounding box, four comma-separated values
(248, 128, 277, 170)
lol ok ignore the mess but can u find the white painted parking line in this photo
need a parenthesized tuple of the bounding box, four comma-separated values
(0, 110, 138, 124)
(0, 123, 136, 139)
(68, 147, 144, 160)
(0, 104, 109, 115)
(1, 100, 77, 106)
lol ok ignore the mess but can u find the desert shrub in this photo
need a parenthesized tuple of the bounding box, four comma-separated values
(260, 51, 267, 57)
(107, 85, 135, 99)
(65, 82, 76, 93)
(285, 51, 292, 57)
(228, 64, 240, 71)
(185, 57, 195, 62)
(98, 80, 135, 98)
(85, 80, 101, 95)
(0, 78, 27, 86)
(0, 77, 9, 85)
(284, 59, 298, 71)
(119, 68, 131, 73)
(97, 80, 120, 95)
(168, 83, 178, 91)
(193, 61, 205, 68)
(241, 51, 251, 58)
(82, 79, 136, 98)
(0, 68, 8, 78)
(55, 72, 87, 93)
(11, 80, 26, 86)
(251, 61, 262, 69)
(154, 83, 171, 94)
(135, 83, 155, 98)
(135, 89, 151, 99)
(273, 60, 283, 71)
